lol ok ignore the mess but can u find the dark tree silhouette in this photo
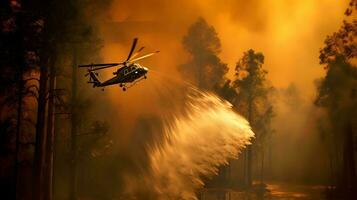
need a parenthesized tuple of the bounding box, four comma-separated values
(315, 57, 357, 194)
(179, 17, 228, 91)
(232, 49, 274, 187)
(315, 0, 357, 196)
(1, 1, 112, 200)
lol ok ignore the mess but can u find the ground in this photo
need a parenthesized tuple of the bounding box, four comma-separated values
(200, 182, 330, 200)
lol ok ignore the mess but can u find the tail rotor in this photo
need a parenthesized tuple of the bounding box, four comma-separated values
(85, 67, 101, 87)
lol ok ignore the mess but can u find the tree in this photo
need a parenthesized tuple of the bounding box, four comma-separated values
(179, 17, 228, 91)
(315, 0, 357, 196)
(0, 1, 111, 199)
(0, 1, 42, 199)
(319, 0, 357, 65)
(179, 18, 235, 188)
(232, 49, 274, 187)
(315, 57, 357, 193)
(45, 1, 110, 199)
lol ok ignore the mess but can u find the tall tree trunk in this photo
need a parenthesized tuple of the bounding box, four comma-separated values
(33, 2, 53, 197)
(260, 147, 265, 184)
(33, 57, 49, 200)
(247, 146, 252, 186)
(196, 53, 203, 89)
(52, 101, 61, 199)
(242, 149, 246, 186)
(342, 122, 356, 193)
(14, 13, 25, 200)
(267, 139, 272, 180)
(44, 59, 56, 200)
(247, 97, 253, 187)
(14, 77, 23, 200)
(70, 46, 78, 200)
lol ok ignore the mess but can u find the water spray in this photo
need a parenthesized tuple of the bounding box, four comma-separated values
(124, 87, 254, 200)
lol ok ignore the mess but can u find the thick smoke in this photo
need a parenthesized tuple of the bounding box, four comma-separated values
(101, 0, 349, 96)
(70, 0, 350, 197)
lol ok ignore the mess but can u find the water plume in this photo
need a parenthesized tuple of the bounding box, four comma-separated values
(124, 88, 254, 200)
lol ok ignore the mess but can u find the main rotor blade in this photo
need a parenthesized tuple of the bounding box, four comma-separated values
(126, 38, 138, 61)
(129, 51, 159, 63)
(129, 46, 145, 61)
(78, 63, 122, 68)
(88, 65, 120, 71)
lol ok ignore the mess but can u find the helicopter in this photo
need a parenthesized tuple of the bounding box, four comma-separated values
(78, 38, 159, 91)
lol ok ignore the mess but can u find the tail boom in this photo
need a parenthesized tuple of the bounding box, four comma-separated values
(88, 71, 101, 87)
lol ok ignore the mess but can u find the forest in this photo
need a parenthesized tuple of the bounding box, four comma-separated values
(0, 0, 356, 200)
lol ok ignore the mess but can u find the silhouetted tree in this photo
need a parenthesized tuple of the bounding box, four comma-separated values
(232, 49, 274, 186)
(179, 17, 228, 91)
(315, 57, 357, 193)
(43, 1, 111, 200)
(217, 80, 237, 103)
(0, 1, 112, 199)
(315, 0, 357, 196)
(0, 1, 41, 199)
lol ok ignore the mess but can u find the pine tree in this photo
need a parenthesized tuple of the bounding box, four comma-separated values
(232, 49, 274, 186)
(179, 17, 228, 91)
(315, 0, 357, 195)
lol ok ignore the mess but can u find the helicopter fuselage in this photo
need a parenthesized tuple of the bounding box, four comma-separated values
(79, 38, 157, 91)
(97, 63, 148, 87)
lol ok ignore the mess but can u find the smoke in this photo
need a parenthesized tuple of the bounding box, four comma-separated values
(270, 84, 330, 183)
(100, 0, 349, 99)
(122, 88, 254, 199)
(70, 0, 351, 197)
(96, 0, 350, 146)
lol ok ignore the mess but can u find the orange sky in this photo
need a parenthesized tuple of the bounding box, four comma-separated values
(95, 0, 349, 136)
(100, 0, 348, 97)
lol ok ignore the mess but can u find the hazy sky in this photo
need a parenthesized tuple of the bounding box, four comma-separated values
(72, 1, 351, 183)
(94, 0, 349, 135)
(99, 0, 348, 97)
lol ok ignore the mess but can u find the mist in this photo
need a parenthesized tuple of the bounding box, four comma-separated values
(93, 0, 349, 184)
(1, 0, 356, 199)
(77, 0, 351, 197)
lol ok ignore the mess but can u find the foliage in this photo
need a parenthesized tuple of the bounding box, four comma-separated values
(233, 49, 272, 124)
(0, 1, 113, 199)
(315, 57, 357, 111)
(316, 0, 357, 145)
(216, 80, 237, 103)
(231, 49, 274, 185)
(320, 0, 357, 65)
(315, 0, 357, 193)
(179, 17, 228, 90)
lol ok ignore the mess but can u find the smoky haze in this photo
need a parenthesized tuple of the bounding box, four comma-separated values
(72, 0, 351, 197)
(101, 0, 348, 94)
